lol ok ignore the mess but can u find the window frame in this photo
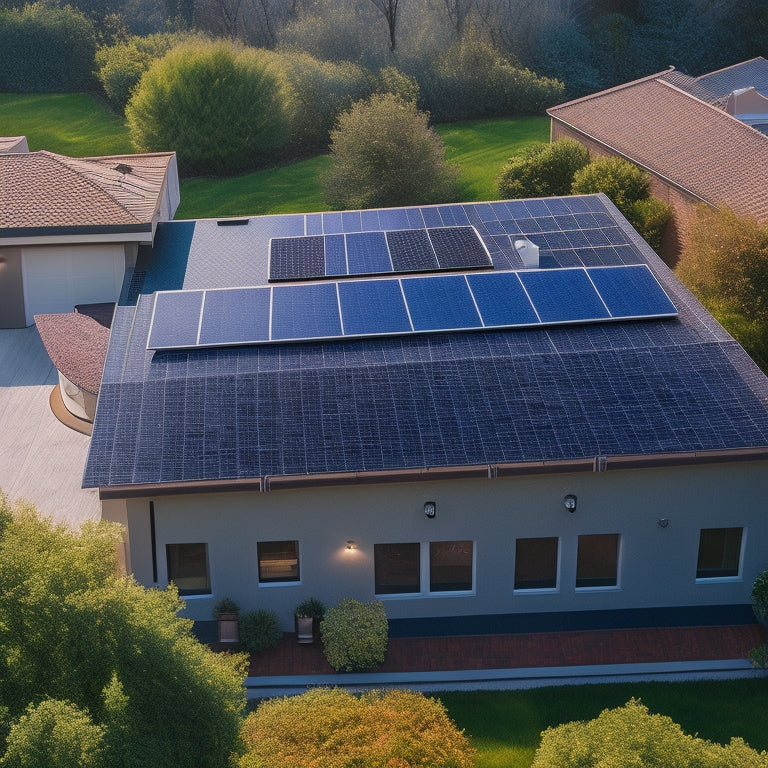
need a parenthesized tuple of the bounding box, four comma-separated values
(695, 527, 745, 582)
(513, 536, 560, 593)
(575, 533, 621, 591)
(166, 542, 211, 597)
(257, 540, 301, 586)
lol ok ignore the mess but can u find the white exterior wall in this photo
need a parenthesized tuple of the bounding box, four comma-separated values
(116, 461, 768, 628)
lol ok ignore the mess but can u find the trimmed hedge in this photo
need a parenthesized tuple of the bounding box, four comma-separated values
(320, 598, 388, 672)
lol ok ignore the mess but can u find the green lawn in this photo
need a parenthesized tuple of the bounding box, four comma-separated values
(441, 679, 768, 768)
(0, 93, 133, 156)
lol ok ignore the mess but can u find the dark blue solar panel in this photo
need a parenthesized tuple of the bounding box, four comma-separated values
(199, 287, 270, 345)
(467, 272, 539, 327)
(401, 275, 480, 331)
(588, 265, 677, 318)
(269, 235, 324, 281)
(325, 234, 347, 276)
(271, 283, 341, 340)
(387, 229, 438, 271)
(148, 290, 203, 348)
(429, 227, 491, 269)
(338, 279, 411, 336)
(346, 231, 392, 274)
(519, 269, 610, 323)
(377, 208, 411, 230)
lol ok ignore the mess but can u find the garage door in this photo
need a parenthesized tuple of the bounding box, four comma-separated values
(22, 244, 125, 326)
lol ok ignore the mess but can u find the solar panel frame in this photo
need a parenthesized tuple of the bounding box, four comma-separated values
(147, 290, 204, 349)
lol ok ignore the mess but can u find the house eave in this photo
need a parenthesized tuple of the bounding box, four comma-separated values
(0, 222, 154, 246)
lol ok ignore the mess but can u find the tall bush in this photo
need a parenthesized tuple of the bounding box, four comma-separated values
(323, 93, 459, 210)
(126, 40, 294, 175)
(0, 2, 96, 92)
(320, 598, 388, 671)
(239, 688, 475, 768)
(498, 138, 589, 199)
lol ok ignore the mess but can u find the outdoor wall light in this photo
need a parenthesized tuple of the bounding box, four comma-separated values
(658, 518, 670, 528)
(345, 540, 357, 550)
(564, 494, 577, 513)
(424, 501, 436, 519)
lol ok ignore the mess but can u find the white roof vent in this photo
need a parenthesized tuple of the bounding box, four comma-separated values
(514, 237, 540, 268)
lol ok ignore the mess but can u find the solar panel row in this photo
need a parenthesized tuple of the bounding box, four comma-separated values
(147, 265, 677, 350)
(269, 226, 492, 281)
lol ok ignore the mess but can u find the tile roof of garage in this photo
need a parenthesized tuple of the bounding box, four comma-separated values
(0, 151, 175, 233)
(82, 196, 768, 492)
(547, 74, 768, 223)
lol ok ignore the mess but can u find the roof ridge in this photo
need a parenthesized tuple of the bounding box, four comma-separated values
(547, 67, 676, 113)
(43, 151, 145, 225)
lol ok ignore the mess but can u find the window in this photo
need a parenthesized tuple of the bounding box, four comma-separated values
(576, 534, 619, 588)
(374, 541, 474, 595)
(696, 528, 743, 579)
(515, 537, 559, 590)
(375, 543, 420, 594)
(166, 543, 210, 595)
(430, 541, 473, 592)
(257, 540, 300, 583)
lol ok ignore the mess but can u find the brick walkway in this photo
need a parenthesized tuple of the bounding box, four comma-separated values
(247, 624, 768, 677)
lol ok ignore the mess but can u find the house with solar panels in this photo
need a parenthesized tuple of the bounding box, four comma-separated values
(75, 192, 768, 636)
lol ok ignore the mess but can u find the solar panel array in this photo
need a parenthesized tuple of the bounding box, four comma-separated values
(147, 264, 677, 350)
(269, 226, 492, 281)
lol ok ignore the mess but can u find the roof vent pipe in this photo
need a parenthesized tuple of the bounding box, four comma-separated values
(514, 238, 540, 268)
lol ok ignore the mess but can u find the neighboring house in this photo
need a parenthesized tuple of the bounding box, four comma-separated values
(71, 195, 768, 635)
(0, 143, 179, 328)
(547, 58, 768, 263)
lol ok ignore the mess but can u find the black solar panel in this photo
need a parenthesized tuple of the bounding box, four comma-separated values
(429, 227, 491, 269)
(269, 235, 325, 281)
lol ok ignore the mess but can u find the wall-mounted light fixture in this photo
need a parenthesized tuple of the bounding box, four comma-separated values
(424, 501, 436, 519)
(657, 518, 670, 528)
(564, 494, 577, 513)
(345, 540, 357, 550)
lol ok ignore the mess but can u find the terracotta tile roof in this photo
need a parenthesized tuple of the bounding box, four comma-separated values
(0, 150, 175, 231)
(548, 74, 768, 223)
(34, 312, 110, 393)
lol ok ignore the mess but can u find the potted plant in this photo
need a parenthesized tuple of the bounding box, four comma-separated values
(752, 569, 768, 625)
(294, 597, 325, 644)
(214, 597, 240, 643)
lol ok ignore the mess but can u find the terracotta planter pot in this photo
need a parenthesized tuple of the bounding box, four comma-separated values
(217, 612, 239, 643)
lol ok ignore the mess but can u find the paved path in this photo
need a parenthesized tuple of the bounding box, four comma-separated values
(0, 327, 100, 527)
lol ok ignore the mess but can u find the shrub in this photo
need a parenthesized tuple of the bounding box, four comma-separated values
(377, 65, 420, 103)
(0, 2, 97, 93)
(320, 598, 388, 671)
(294, 596, 325, 620)
(498, 138, 590, 199)
(2, 699, 106, 768)
(323, 93, 459, 210)
(239, 688, 475, 768)
(126, 40, 294, 176)
(239, 609, 282, 652)
(628, 196, 673, 252)
(749, 643, 768, 669)
(531, 698, 768, 768)
(752, 568, 768, 623)
(279, 52, 374, 150)
(213, 597, 240, 616)
(571, 155, 650, 215)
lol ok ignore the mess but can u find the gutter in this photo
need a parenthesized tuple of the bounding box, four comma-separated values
(96, 446, 768, 499)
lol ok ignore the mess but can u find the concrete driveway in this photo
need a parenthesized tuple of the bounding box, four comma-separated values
(0, 326, 100, 527)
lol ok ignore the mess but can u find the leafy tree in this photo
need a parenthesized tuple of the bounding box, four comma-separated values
(0, 2, 97, 93)
(239, 688, 475, 768)
(126, 40, 294, 175)
(0, 495, 247, 768)
(571, 154, 649, 213)
(498, 138, 589, 199)
(531, 698, 768, 768)
(2, 699, 106, 768)
(323, 93, 459, 210)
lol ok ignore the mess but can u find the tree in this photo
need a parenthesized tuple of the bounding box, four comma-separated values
(0, 495, 247, 768)
(369, 0, 399, 51)
(570, 154, 649, 213)
(497, 138, 589, 199)
(323, 93, 459, 210)
(239, 688, 475, 768)
(531, 698, 768, 768)
(126, 40, 294, 175)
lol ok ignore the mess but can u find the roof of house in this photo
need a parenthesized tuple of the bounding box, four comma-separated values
(680, 57, 768, 107)
(547, 73, 768, 223)
(82, 196, 768, 492)
(0, 136, 29, 153)
(0, 150, 175, 235)
(34, 312, 110, 394)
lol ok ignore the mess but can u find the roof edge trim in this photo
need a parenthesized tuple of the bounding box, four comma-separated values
(0, 223, 152, 239)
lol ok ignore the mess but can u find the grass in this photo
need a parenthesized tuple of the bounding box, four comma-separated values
(0, 93, 132, 156)
(440, 679, 768, 768)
